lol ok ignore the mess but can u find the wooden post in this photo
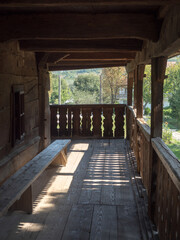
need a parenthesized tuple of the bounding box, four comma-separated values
(151, 57, 167, 138)
(131, 65, 144, 172)
(100, 74, 103, 104)
(126, 71, 134, 140)
(149, 56, 167, 219)
(127, 71, 134, 106)
(133, 68, 138, 109)
(58, 75, 61, 105)
(137, 65, 145, 118)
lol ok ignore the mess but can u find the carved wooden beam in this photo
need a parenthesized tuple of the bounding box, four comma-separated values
(19, 39, 143, 52)
(0, 13, 161, 41)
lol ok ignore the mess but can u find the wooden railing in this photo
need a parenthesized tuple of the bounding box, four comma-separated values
(151, 138, 180, 240)
(50, 104, 125, 138)
(126, 106, 180, 240)
(136, 118, 151, 193)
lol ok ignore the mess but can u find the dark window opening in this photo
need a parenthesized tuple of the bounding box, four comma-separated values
(12, 85, 25, 146)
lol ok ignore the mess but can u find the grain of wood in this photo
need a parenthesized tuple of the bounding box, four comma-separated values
(0, 140, 70, 217)
(0, 140, 145, 240)
(90, 205, 117, 240)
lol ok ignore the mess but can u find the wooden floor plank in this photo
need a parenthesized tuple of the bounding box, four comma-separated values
(62, 204, 93, 240)
(0, 139, 144, 240)
(90, 205, 117, 240)
(117, 205, 141, 240)
(78, 141, 105, 204)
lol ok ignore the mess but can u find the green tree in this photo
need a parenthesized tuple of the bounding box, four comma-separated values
(169, 84, 180, 127)
(73, 73, 100, 103)
(164, 62, 180, 99)
(143, 65, 151, 108)
(49, 73, 72, 104)
(73, 73, 99, 94)
(102, 67, 127, 104)
(72, 90, 99, 104)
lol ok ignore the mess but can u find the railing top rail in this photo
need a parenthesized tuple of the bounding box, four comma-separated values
(152, 137, 180, 192)
(137, 118, 151, 142)
(50, 104, 126, 108)
(127, 105, 136, 117)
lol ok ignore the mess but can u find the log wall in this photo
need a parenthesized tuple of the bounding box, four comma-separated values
(0, 41, 42, 185)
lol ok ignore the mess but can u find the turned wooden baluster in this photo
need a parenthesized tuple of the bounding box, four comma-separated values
(51, 106, 58, 137)
(82, 107, 92, 136)
(59, 107, 67, 136)
(103, 107, 113, 137)
(92, 107, 102, 137)
(115, 106, 124, 138)
(67, 107, 72, 136)
(72, 107, 80, 136)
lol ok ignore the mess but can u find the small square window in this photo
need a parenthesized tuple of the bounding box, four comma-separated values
(12, 85, 25, 146)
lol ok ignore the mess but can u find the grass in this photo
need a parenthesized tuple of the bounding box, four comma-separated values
(166, 139, 180, 160)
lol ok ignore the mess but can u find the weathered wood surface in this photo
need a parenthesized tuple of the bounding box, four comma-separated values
(151, 138, 180, 240)
(0, 1, 178, 7)
(127, 71, 134, 106)
(49, 62, 127, 71)
(136, 119, 151, 193)
(47, 52, 136, 63)
(151, 137, 180, 192)
(0, 13, 160, 42)
(0, 139, 150, 240)
(127, 107, 151, 192)
(20, 39, 143, 52)
(136, 64, 145, 118)
(151, 57, 167, 138)
(0, 140, 70, 217)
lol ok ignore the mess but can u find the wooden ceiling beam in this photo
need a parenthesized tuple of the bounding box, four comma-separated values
(48, 62, 127, 71)
(48, 60, 128, 67)
(19, 39, 143, 52)
(0, 13, 161, 42)
(47, 52, 136, 63)
(0, 1, 179, 7)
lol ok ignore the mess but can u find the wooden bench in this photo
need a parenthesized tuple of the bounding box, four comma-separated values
(0, 139, 71, 217)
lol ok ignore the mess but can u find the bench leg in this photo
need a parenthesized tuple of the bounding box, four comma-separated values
(9, 185, 33, 214)
(51, 148, 67, 167)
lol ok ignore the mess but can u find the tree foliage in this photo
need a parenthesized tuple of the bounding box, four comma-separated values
(143, 65, 151, 108)
(73, 73, 99, 94)
(72, 73, 100, 103)
(101, 67, 127, 104)
(49, 73, 72, 104)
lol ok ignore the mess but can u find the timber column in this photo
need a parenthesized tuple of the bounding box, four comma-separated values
(133, 67, 138, 110)
(149, 56, 167, 219)
(38, 67, 51, 150)
(136, 64, 145, 118)
(136, 64, 145, 172)
(126, 71, 134, 140)
(127, 71, 134, 106)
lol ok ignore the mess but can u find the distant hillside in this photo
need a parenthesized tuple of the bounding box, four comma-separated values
(52, 68, 102, 85)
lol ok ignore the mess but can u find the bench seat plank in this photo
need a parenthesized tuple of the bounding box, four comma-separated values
(0, 139, 70, 217)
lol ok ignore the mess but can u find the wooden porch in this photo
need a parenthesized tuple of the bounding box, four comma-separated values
(0, 139, 155, 240)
